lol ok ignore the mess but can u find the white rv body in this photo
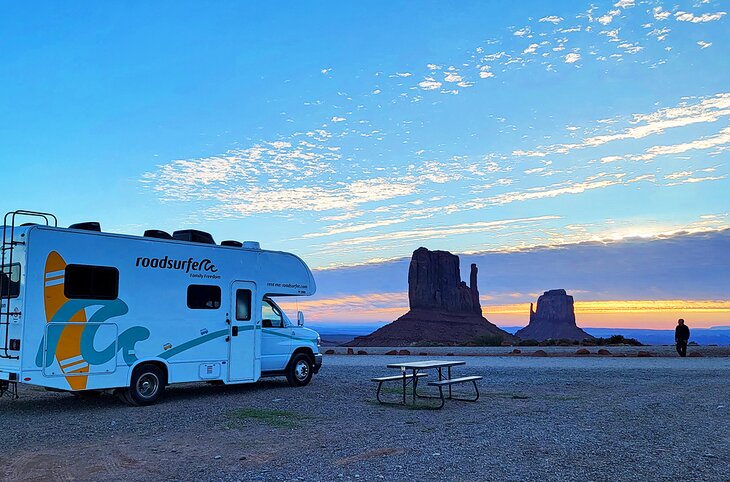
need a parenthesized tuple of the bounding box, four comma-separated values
(0, 220, 321, 402)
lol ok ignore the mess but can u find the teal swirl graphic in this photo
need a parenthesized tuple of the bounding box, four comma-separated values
(36, 298, 150, 368)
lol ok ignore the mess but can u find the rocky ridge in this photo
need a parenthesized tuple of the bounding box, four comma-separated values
(515, 289, 593, 342)
(348, 247, 514, 346)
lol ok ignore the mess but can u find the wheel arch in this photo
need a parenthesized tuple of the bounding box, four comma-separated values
(288, 346, 315, 367)
(127, 358, 170, 386)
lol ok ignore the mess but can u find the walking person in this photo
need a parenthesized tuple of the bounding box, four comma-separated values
(675, 319, 690, 357)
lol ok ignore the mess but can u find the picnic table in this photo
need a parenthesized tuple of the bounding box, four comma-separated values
(372, 359, 482, 408)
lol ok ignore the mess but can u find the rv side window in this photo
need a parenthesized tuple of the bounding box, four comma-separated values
(187, 285, 221, 310)
(0, 264, 20, 299)
(236, 289, 252, 321)
(262, 299, 283, 328)
(64, 264, 119, 300)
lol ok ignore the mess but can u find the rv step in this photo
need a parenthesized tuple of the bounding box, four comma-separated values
(0, 380, 18, 400)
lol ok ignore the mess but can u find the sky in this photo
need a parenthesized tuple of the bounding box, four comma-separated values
(1, 1, 728, 331)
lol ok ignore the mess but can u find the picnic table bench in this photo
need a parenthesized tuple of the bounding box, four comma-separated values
(371, 373, 428, 404)
(373, 359, 482, 409)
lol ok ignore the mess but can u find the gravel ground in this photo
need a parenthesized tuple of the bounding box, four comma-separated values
(1, 354, 729, 482)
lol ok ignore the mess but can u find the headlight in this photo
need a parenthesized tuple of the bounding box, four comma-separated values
(316, 335, 321, 348)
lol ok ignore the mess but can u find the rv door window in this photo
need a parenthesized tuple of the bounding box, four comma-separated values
(236, 289, 252, 321)
(187, 285, 221, 310)
(262, 299, 283, 328)
(64, 264, 119, 300)
(0, 264, 20, 299)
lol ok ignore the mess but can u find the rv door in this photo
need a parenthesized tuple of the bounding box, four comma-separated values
(228, 281, 261, 382)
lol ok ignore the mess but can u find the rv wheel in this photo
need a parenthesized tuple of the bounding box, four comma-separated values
(286, 353, 313, 387)
(122, 364, 166, 406)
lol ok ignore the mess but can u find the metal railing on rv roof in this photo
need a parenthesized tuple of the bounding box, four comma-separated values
(1, 210, 58, 359)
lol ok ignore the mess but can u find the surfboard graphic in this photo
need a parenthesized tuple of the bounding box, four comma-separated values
(44, 251, 89, 390)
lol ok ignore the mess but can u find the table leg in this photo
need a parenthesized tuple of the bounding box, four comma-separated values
(448, 366, 452, 399)
(412, 369, 417, 403)
(402, 371, 407, 405)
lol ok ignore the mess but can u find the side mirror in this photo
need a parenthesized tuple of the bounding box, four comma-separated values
(297, 311, 305, 327)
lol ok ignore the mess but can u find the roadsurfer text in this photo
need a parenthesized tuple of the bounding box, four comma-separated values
(135, 256, 218, 273)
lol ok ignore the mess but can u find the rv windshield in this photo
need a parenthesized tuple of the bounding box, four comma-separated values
(0, 264, 20, 299)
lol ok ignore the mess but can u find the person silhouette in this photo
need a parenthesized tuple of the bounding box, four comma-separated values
(675, 319, 690, 357)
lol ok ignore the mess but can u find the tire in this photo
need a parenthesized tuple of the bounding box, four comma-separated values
(120, 364, 166, 406)
(286, 353, 313, 387)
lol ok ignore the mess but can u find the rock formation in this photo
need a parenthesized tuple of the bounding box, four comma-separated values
(347, 248, 514, 346)
(514, 289, 593, 342)
(408, 247, 482, 314)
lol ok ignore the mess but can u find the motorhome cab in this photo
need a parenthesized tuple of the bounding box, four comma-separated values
(0, 210, 322, 405)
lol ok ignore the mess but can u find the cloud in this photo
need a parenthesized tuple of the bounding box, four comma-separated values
(633, 126, 730, 161)
(478, 65, 495, 78)
(523, 43, 540, 54)
(418, 77, 442, 90)
(697, 41, 712, 49)
(647, 27, 670, 41)
(144, 140, 339, 201)
(511, 93, 730, 158)
(665, 175, 726, 187)
(443, 71, 463, 83)
(206, 178, 419, 217)
(664, 171, 694, 180)
(613, 0, 634, 8)
(652, 7, 671, 20)
(564, 52, 581, 63)
(478, 175, 626, 206)
(539, 16, 563, 24)
(600, 155, 623, 163)
(301, 218, 409, 238)
(324, 216, 561, 247)
(674, 11, 726, 23)
(618, 42, 643, 54)
(330, 116, 346, 123)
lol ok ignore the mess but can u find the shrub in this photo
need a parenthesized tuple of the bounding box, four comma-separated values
(518, 339, 539, 346)
(587, 335, 643, 346)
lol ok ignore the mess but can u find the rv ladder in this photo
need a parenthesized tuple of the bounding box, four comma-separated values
(1, 210, 57, 359)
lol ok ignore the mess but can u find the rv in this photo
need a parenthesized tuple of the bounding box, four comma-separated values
(0, 210, 322, 405)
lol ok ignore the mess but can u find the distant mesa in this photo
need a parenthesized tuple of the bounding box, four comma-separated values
(515, 289, 593, 342)
(347, 247, 515, 346)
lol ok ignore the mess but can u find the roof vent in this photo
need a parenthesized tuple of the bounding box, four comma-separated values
(221, 240, 243, 247)
(172, 229, 215, 245)
(69, 222, 101, 232)
(242, 241, 260, 250)
(144, 229, 173, 240)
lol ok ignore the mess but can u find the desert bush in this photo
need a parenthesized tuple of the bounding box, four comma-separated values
(586, 335, 642, 346)
(518, 339, 539, 346)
